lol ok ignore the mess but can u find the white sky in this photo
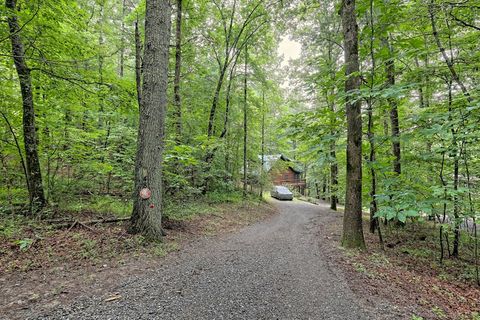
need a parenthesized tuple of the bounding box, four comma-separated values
(278, 36, 302, 68)
(277, 36, 301, 90)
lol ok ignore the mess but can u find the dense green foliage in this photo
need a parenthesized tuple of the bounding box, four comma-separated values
(282, 0, 479, 258)
(0, 0, 286, 214)
(1, 0, 479, 270)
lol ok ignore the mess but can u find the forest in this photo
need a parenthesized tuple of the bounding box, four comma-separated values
(1, 0, 480, 318)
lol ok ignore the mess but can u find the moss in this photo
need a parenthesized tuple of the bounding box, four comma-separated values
(341, 234, 367, 250)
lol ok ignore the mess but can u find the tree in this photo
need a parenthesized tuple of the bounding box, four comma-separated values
(129, 0, 171, 240)
(5, 0, 46, 212)
(340, 0, 366, 249)
(384, 37, 401, 175)
(173, 0, 183, 143)
(243, 43, 248, 197)
(366, 0, 378, 234)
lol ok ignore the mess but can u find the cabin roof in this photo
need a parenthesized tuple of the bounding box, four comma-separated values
(258, 154, 303, 174)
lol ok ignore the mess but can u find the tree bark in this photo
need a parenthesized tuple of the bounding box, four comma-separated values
(384, 37, 401, 175)
(326, 45, 338, 211)
(119, 0, 126, 77)
(260, 90, 265, 199)
(134, 17, 143, 109)
(330, 139, 338, 210)
(97, 0, 106, 128)
(208, 64, 229, 137)
(173, 0, 183, 142)
(0, 111, 29, 194)
(367, 98, 378, 233)
(243, 44, 248, 198)
(368, 0, 378, 233)
(340, 0, 366, 249)
(6, 0, 46, 212)
(447, 80, 460, 257)
(129, 0, 171, 240)
(220, 54, 241, 139)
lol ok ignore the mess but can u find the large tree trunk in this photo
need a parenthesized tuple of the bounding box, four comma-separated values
(173, 0, 183, 143)
(6, 0, 46, 212)
(340, 0, 366, 249)
(129, 0, 171, 240)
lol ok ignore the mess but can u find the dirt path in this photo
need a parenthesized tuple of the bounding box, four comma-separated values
(32, 199, 403, 320)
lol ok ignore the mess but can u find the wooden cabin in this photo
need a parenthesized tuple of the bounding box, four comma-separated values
(260, 154, 306, 195)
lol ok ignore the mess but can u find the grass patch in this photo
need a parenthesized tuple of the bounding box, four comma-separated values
(164, 191, 262, 221)
(400, 247, 433, 258)
(205, 190, 245, 204)
(57, 195, 131, 217)
(0, 214, 30, 238)
(151, 241, 179, 257)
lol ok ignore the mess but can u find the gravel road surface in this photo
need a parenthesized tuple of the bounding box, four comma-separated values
(35, 199, 398, 320)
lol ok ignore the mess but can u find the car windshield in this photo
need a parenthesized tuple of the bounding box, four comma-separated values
(276, 186, 290, 193)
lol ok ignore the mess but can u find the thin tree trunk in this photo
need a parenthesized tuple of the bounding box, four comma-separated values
(414, 57, 427, 109)
(340, 0, 365, 249)
(208, 64, 229, 137)
(368, 0, 378, 234)
(429, 0, 473, 104)
(439, 153, 448, 224)
(447, 80, 460, 257)
(119, 0, 126, 77)
(322, 179, 327, 201)
(452, 152, 460, 257)
(204, 56, 241, 193)
(330, 139, 338, 210)
(220, 54, 241, 139)
(129, 0, 171, 240)
(6, 0, 46, 212)
(260, 90, 265, 199)
(0, 111, 29, 193)
(462, 143, 479, 284)
(368, 99, 378, 234)
(97, 0, 105, 128)
(134, 17, 143, 108)
(383, 37, 401, 175)
(243, 44, 248, 198)
(0, 153, 15, 213)
(173, 0, 183, 143)
(326, 42, 338, 211)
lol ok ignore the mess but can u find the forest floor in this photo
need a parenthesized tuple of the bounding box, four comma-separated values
(315, 201, 480, 320)
(0, 196, 275, 320)
(2, 197, 480, 319)
(16, 199, 403, 320)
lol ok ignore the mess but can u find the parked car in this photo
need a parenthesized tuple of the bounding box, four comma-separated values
(270, 185, 294, 201)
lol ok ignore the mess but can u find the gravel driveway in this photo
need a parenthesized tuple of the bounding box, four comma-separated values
(35, 199, 395, 320)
